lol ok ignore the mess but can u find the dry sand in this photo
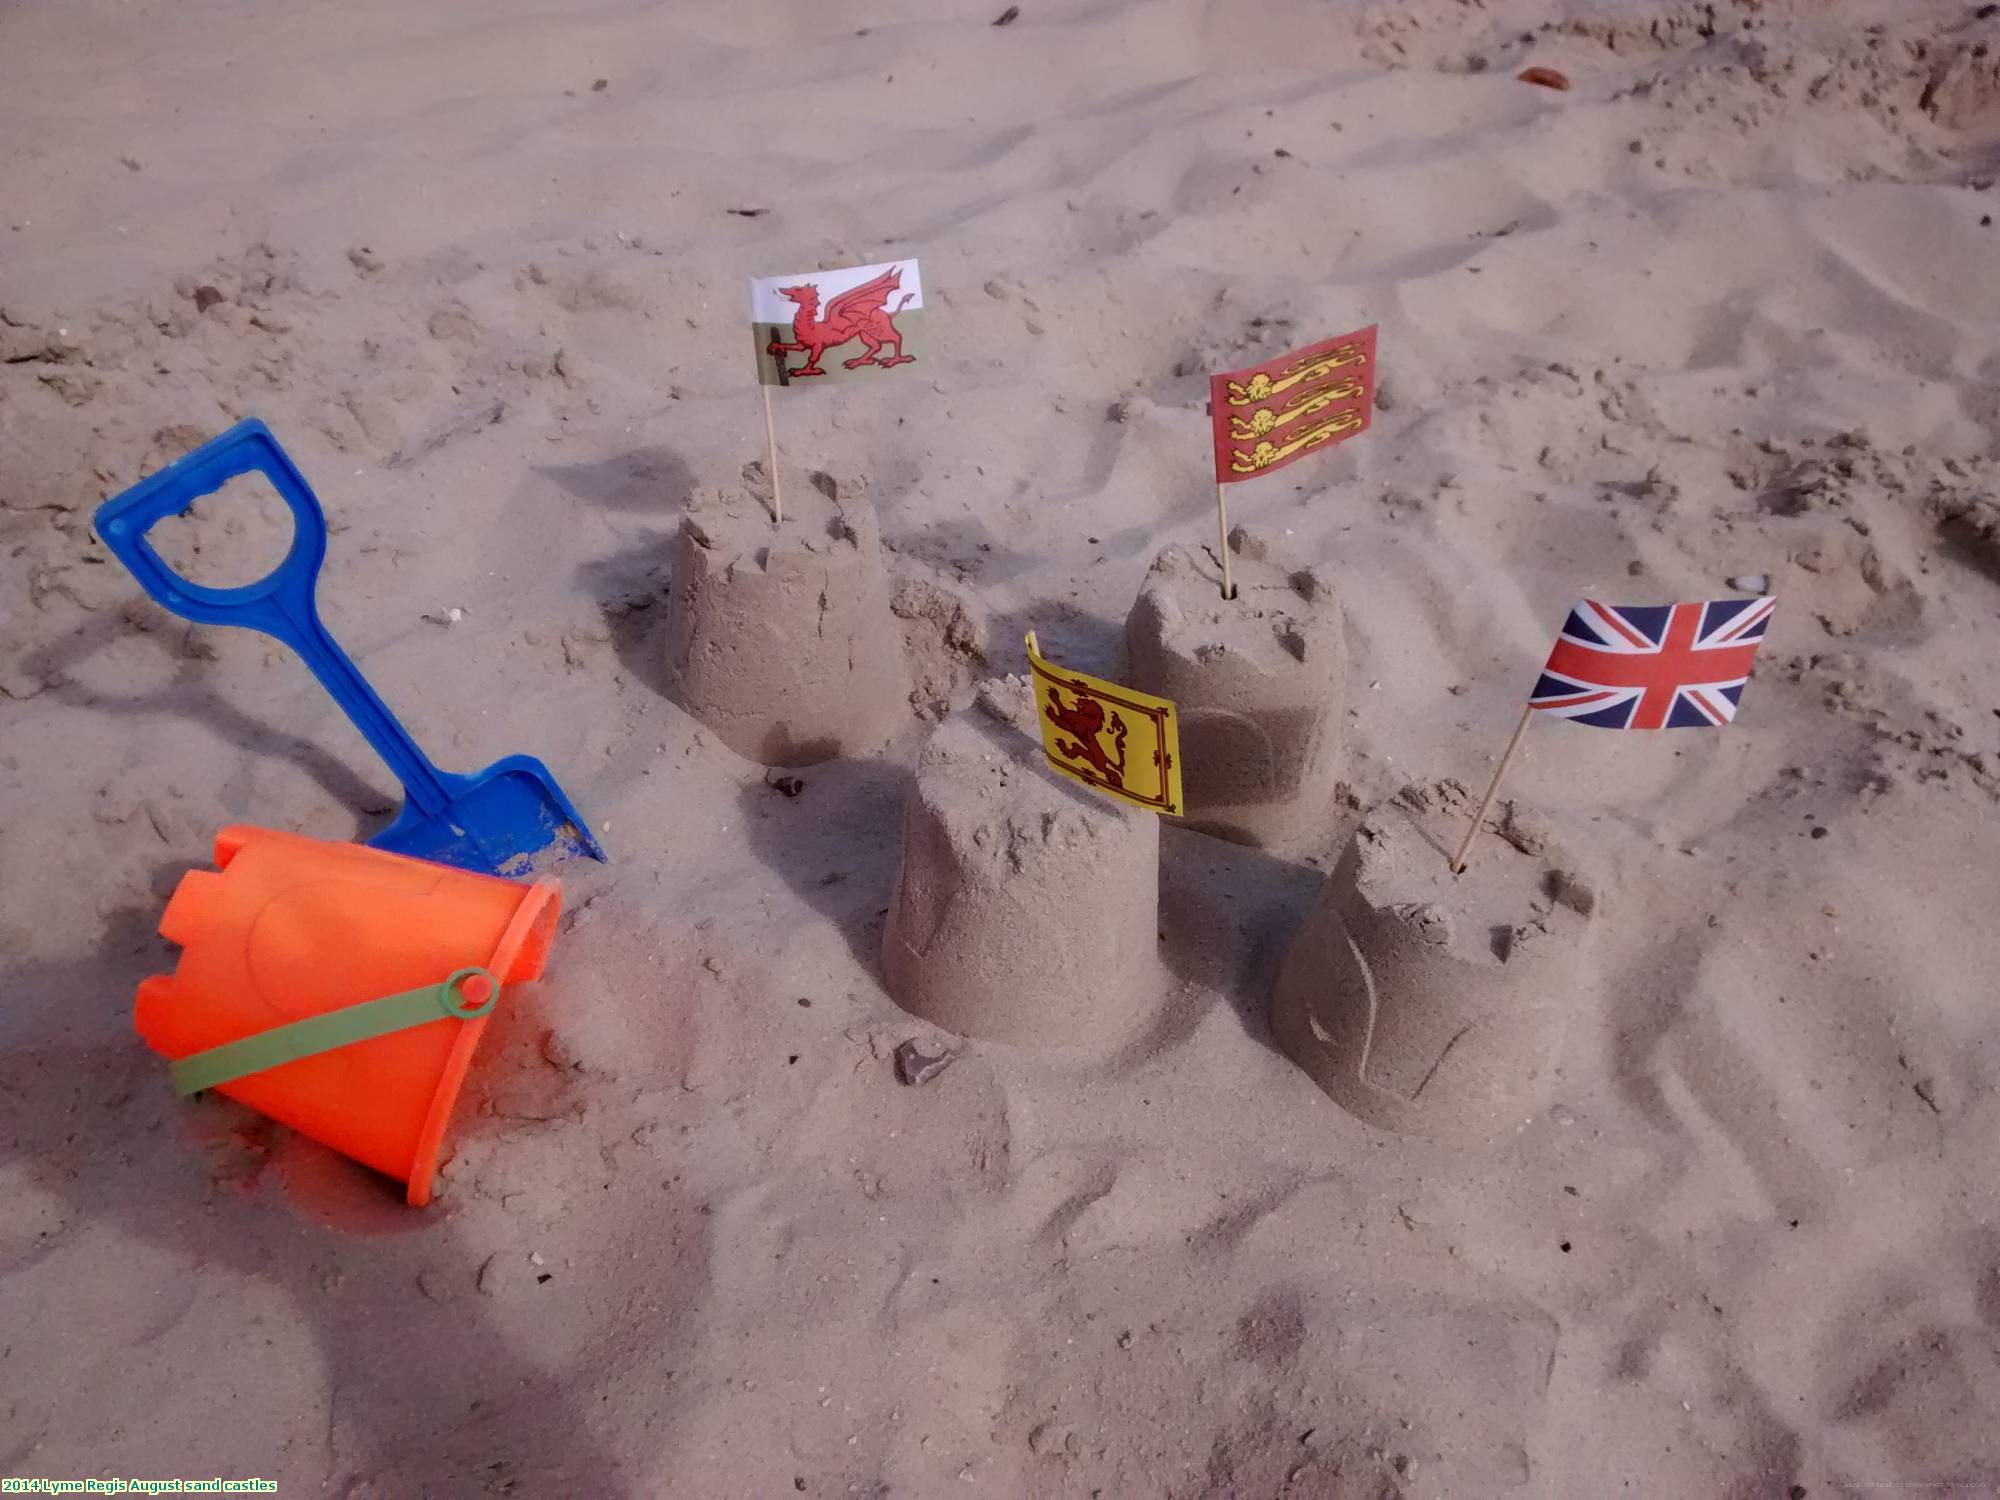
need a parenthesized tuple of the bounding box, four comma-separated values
(4, 0, 2000, 1495)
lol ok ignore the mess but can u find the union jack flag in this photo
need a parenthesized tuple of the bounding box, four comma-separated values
(1529, 596, 1777, 730)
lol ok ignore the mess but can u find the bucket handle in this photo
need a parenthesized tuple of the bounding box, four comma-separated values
(169, 967, 501, 1098)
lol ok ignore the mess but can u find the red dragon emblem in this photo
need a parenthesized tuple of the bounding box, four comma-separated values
(766, 265, 916, 379)
(1044, 687, 1128, 788)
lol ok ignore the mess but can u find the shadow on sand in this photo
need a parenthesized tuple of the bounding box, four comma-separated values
(1, 866, 633, 1493)
(733, 755, 914, 981)
(537, 446, 696, 517)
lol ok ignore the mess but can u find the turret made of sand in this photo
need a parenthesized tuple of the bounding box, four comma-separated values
(1271, 782, 1596, 1145)
(663, 482, 910, 767)
(882, 676, 1162, 1050)
(1124, 531, 1345, 851)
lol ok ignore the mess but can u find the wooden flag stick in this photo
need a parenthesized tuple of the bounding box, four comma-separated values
(762, 384, 783, 526)
(1214, 479, 1235, 600)
(1451, 704, 1534, 875)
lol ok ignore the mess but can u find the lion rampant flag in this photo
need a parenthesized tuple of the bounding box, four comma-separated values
(1024, 632, 1183, 817)
(749, 258, 925, 387)
(1211, 325, 1378, 482)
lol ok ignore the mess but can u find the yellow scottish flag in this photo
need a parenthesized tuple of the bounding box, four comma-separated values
(1024, 632, 1183, 817)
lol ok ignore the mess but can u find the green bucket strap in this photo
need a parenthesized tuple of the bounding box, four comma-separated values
(169, 966, 501, 1098)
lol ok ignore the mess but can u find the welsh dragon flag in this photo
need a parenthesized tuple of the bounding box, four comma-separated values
(749, 259, 925, 387)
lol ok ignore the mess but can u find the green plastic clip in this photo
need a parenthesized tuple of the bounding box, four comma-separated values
(169, 966, 501, 1098)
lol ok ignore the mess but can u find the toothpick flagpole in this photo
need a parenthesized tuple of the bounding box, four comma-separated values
(1215, 479, 1235, 600)
(762, 384, 783, 526)
(1452, 705, 1534, 875)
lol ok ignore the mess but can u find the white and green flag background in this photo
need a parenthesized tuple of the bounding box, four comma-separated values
(747, 258, 926, 387)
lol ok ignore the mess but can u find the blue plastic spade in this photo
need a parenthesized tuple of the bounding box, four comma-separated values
(92, 418, 607, 876)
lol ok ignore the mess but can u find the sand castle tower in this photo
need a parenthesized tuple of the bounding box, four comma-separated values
(1271, 782, 1595, 1145)
(1123, 531, 1346, 850)
(881, 677, 1162, 1050)
(663, 482, 911, 767)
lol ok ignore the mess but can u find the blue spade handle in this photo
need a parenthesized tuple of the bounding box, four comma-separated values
(92, 419, 455, 819)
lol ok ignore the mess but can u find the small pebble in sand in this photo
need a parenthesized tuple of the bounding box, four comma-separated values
(1729, 573, 1769, 593)
(894, 1038, 957, 1085)
(422, 606, 464, 626)
(1518, 66, 1571, 91)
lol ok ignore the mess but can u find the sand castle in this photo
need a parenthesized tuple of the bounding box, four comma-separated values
(881, 676, 1161, 1050)
(662, 480, 910, 767)
(871, 541, 1609, 1144)
(1271, 782, 1595, 1145)
(1124, 530, 1346, 850)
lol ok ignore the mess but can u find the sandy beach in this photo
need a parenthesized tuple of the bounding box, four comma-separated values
(5, 0, 2000, 1493)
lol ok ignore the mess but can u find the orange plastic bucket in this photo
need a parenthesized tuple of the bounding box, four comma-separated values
(135, 825, 561, 1205)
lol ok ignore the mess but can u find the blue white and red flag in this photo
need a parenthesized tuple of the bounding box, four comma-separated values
(1529, 597, 1776, 730)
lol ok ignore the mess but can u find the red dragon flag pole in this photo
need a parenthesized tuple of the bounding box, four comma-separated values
(748, 257, 926, 525)
(761, 384, 783, 525)
(1452, 593, 1779, 874)
(1207, 324, 1379, 602)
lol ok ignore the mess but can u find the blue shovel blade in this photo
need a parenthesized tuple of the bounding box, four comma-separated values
(371, 756, 608, 876)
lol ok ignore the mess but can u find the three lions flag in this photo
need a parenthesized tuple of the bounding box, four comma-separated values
(1206, 325, 1378, 599)
(744, 258, 925, 524)
(1452, 594, 1778, 873)
(1025, 632, 1183, 818)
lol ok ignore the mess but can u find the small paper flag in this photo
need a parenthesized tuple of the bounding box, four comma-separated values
(1210, 325, 1377, 483)
(1024, 632, 1183, 816)
(1529, 596, 1777, 729)
(748, 258, 925, 387)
